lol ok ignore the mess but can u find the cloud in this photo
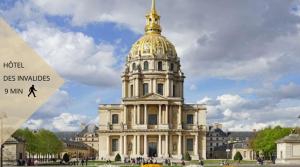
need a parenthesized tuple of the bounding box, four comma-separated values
(1, 1, 120, 87)
(201, 90, 300, 131)
(21, 24, 120, 87)
(23, 119, 43, 130)
(52, 113, 89, 131)
(25, 0, 300, 81)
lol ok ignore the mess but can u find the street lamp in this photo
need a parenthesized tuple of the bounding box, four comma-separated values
(0, 112, 7, 167)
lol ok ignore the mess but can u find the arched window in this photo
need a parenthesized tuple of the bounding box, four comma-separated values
(132, 63, 136, 71)
(158, 61, 163, 71)
(144, 61, 149, 71)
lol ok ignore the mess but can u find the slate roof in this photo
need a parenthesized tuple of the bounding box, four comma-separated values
(207, 128, 228, 136)
(227, 131, 255, 139)
(77, 124, 99, 137)
(277, 134, 300, 143)
(55, 131, 79, 141)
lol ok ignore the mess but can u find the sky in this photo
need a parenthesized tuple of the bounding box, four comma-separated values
(1, 0, 300, 132)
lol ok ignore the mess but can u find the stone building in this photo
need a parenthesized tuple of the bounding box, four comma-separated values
(231, 143, 255, 160)
(206, 124, 228, 159)
(206, 123, 255, 159)
(276, 133, 300, 164)
(1, 136, 26, 165)
(60, 140, 94, 159)
(98, 0, 206, 161)
(75, 125, 99, 159)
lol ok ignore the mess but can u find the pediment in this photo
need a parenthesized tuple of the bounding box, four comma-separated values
(140, 93, 168, 100)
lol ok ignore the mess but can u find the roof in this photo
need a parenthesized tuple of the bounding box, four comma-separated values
(277, 134, 300, 143)
(4, 136, 25, 144)
(55, 131, 79, 141)
(228, 131, 255, 139)
(77, 124, 99, 137)
(62, 140, 89, 150)
(207, 128, 228, 137)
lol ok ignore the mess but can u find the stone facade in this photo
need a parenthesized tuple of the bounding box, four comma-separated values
(1, 137, 25, 166)
(98, 0, 206, 161)
(206, 124, 228, 159)
(231, 143, 255, 160)
(75, 125, 99, 159)
(276, 133, 300, 164)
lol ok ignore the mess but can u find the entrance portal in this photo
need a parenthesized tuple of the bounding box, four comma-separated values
(148, 142, 157, 157)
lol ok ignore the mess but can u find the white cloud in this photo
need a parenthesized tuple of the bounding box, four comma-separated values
(201, 91, 300, 131)
(52, 113, 89, 131)
(23, 119, 43, 130)
(21, 24, 120, 87)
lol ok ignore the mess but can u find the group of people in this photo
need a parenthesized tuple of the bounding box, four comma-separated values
(64, 158, 89, 166)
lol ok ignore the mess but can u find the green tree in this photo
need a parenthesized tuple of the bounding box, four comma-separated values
(184, 152, 191, 161)
(250, 126, 291, 159)
(14, 128, 63, 160)
(234, 151, 243, 161)
(14, 128, 39, 158)
(115, 153, 121, 161)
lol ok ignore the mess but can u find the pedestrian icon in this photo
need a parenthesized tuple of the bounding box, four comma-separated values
(28, 85, 37, 97)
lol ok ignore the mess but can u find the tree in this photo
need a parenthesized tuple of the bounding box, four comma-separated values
(14, 128, 63, 160)
(184, 152, 191, 161)
(250, 126, 291, 159)
(115, 153, 121, 161)
(234, 151, 243, 161)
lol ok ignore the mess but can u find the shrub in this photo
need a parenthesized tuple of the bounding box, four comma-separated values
(63, 153, 70, 162)
(115, 153, 121, 161)
(184, 152, 191, 161)
(234, 151, 243, 161)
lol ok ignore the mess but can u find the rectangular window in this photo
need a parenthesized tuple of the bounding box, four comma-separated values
(148, 114, 157, 125)
(112, 114, 119, 124)
(112, 139, 118, 151)
(187, 138, 193, 151)
(130, 85, 134, 97)
(187, 114, 194, 124)
(157, 83, 164, 95)
(143, 83, 149, 95)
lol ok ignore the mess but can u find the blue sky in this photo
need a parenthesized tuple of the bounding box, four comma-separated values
(1, 0, 300, 131)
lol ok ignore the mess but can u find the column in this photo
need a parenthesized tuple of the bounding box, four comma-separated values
(124, 135, 127, 156)
(144, 105, 147, 125)
(166, 77, 170, 96)
(137, 135, 140, 156)
(177, 134, 181, 156)
(165, 134, 169, 156)
(194, 134, 198, 156)
(107, 135, 110, 156)
(196, 111, 199, 125)
(183, 135, 186, 154)
(158, 134, 162, 157)
(133, 105, 136, 125)
(123, 106, 127, 124)
(165, 105, 169, 124)
(150, 79, 153, 93)
(158, 105, 162, 125)
(178, 105, 182, 129)
(120, 135, 123, 155)
(137, 105, 140, 125)
(144, 135, 148, 156)
(133, 135, 137, 155)
(153, 79, 157, 93)
(170, 135, 173, 155)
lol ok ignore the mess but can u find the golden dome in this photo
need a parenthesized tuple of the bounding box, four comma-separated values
(129, 34, 177, 58)
(128, 0, 177, 59)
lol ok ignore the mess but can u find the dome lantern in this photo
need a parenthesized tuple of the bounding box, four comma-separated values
(145, 0, 162, 35)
